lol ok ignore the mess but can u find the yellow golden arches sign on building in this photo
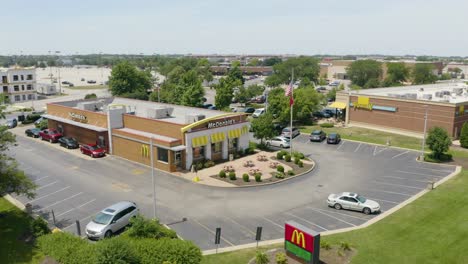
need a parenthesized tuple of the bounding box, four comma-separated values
(141, 145, 149, 158)
(353, 96, 373, 110)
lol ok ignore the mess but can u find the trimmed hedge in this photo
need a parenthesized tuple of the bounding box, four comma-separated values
(129, 238, 202, 264)
(219, 170, 226, 178)
(96, 238, 139, 264)
(320, 123, 334, 128)
(243, 173, 250, 182)
(37, 232, 97, 264)
(284, 154, 291, 162)
(126, 215, 177, 239)
(277, 165, 284, 173)
(229, 172, 236, 180)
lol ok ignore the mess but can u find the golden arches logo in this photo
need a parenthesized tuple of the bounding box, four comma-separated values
(291, 230, 306, 249)
(141, 145, 149, 158)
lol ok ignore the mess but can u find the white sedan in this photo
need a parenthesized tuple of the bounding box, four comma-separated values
(327, 192, 380, 215)
(266, 136, 290, 148)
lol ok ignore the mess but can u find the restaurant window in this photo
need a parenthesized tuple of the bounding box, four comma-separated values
(212, 142, 222, 153)
(98, 136, 105, 147)
(57, 124, 63, 134)
(174, 151, 182, 165)
(193, 146, 205, 160)
(229, 138, 238, 149)
(157, 147, 169, 163)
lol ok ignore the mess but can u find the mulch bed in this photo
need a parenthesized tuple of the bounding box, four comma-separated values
(209, 156, 314, 187)
(248, 247, 355, 264)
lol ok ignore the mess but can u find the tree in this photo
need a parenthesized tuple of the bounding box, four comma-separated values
(247, 58, 260, 66)
(426, 127, 451, 160)
(459, 122, 468, 148)
(412, 63, 437, 84)
(155, 69, 205, 107)
(215, 77, 240, 110)
(251, 113, 275, 144)
(265, 57, 320, 87)
(227, 66, 245, 84)
(84, 93, 97, 99)
(262, 57, 282, 66)
(383, 62, 409, 87)
(346, 60, 382, 88)
(38, 61, 47, 68)
(179, 70, 205, 107)
(109, 61, 152, 97)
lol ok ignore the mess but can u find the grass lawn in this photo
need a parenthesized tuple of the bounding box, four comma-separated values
(0, 197, 44, 263)
(299, 125, 424, 150)
(202, 169, 468, 264)
(201, 244, 280, 264)
(68, 85, 108, 90)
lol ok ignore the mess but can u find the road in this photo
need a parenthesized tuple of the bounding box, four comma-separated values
(8, 127, 456, 250)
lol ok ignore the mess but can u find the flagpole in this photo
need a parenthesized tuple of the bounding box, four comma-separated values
(290, 69, 294, 156)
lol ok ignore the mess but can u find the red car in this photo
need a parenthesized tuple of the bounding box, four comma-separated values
(80, 144, 106, 158)
(39, 129, 63, 143)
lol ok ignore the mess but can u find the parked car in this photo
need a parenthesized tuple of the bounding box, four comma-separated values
(61, 81, 70, 85)
(322, 109, 336, 117)
(250, 95, 265, 103)
(85, 201, 139, 240)
(5, 118, 17, 129)
(39, 129, 62, 143)
(208, 105, 217, 110)
(266, 136, 290, 148)
(80, 143, 106, 158)
(327, 133, 341, 144)
(310, 130, 326, 142)
(87, 80, 97, 84)
(329, 81, 340, 87)
(273, 123, 285, 135)
(202, 103, 213, 109)
(25, 128, 41, 138)
(312, 111, 331, 118)
(327, 192, 380, 215)
(252, 108, 265, 118)
(316, 86, 327, 92)
(68, 83, 74, 87)
(81, 78, 85, 81)
(241, 107, 256, 114)
(58, 137, 79, 149)
(281, 127, 300, 138)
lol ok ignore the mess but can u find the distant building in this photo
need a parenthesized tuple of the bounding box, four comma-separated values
(0, 67, 36, 103)
(210, 66, 273, 76)
(36, 83, 57, 95)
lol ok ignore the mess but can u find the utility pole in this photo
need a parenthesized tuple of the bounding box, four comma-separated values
(420, 105, 428, 160)
(150, 137, 156, 219)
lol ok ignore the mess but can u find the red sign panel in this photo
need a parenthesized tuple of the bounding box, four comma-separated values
(285, 223, 315, 252)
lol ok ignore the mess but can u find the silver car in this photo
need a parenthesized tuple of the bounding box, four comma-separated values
(327, 192, 380, 215)
(85, 201, 139, 240)
(266, 136, 290, 148)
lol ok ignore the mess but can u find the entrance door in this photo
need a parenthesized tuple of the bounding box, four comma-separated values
(174, 151, 182, 168)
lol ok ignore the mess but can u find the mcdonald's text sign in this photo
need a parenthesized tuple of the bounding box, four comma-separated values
(285, 221, 320, 264)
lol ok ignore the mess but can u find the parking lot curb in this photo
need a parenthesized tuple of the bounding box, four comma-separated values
(202, 165, 462, 256)
(3, 194, 26, 211)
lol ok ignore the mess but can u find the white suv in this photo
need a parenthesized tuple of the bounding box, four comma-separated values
(252, 108, 265, 118)
(86, 201, 139, 240)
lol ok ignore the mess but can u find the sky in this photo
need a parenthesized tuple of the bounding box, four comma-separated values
(2, 0, 468, 56)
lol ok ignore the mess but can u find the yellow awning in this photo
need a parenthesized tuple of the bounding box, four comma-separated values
(228, 128, 242, 139)
(192, 136, 208, 147)
(329, 101, 347, 109)
(210, 132, 225, 143)
(241, 125, 249, 135)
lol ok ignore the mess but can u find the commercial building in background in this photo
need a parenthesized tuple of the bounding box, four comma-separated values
(335, 81, 468, 138)
(36, 83, 57, 95)
(0, 67, 36, 103)
(43, 97, 250, 172)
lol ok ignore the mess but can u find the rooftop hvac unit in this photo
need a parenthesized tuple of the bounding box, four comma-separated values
(441, 90, 451, 96)
(404, 93, 417, 99)
(422, 94, 432, 100)
(185, 114, 206, 124)
(77, 101, 104, 111)
(453, 88, 463, 95)
(147, 107, 174, 119)
(435, 92, 442, 98)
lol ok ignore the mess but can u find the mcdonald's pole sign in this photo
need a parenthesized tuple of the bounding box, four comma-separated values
(284, 221, 320, 264)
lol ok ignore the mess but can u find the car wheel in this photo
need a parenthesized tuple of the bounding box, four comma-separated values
(363, 207, 371, 215)
(280, 144, 284, 148)
(49, 138, 53, 143)
(334, 203, 342, 210)
(40, 136, 44, 141)
(80, 149, 84, 154)
(91, 154, 95, 158)
(104, 230, 112, 238)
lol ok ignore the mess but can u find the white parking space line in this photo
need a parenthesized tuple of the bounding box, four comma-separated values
(373, 181, 422, 190)
(36, 181, 58, 190)
(336, 141, 345, 150)
(396, 170, 439, 177)
(407, 166, 453, 173)
(366, 197, 399, 204)
(261, 217, 284, 230)
(284, 212, 328, 231)
(381, 175, 431, 183)
(308, 207, 369, 221)
(373, 189, 412, 196)
(33, 192, 83, 212)
(56, 199, 96, 218)
(307, 208, 356, 227)
(29, 186, 71, 203)
(33, 176, 50, 182)
(391, 151, 409, 159)
(224, 217, 256, 236)
(192, 218, 235, 246)
(373, 146, 386, 156)
(354, 143, 362, 153)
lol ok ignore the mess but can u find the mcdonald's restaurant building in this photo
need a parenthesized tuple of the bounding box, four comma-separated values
(335, 82, 468, 138)
(43, 97, 250, 172)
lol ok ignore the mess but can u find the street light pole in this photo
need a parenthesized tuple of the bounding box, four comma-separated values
(150, 137, 156, 219)
(420, 106, 428, 160)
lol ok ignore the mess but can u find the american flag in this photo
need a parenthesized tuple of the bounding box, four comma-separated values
(285, 81, 294, 106)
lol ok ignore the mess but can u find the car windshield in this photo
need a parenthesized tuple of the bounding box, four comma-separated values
(92, 212, 113, 225)
(278, 137, 290, 141)
(89, 145, 101, 150)
(356, 195, 366, 203)
(283, 128, 290, 132)
(329, 134, 336, 138)
(312, 131, 321, 135)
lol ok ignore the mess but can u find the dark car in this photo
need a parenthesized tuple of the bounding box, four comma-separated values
(39, 129, 63, 143)
(242, 107, 256, 114)
(58, 137, 79, 149)
(327, 133, 341, 144)
(87, 80, 97, 84)
(61, 81, 70, 85)
(316, 86, 327, 92)
(273, 123, 285, 135)
(250, 95, 265, 103)
(312, 111, 331, 119)
(80, 143, 106, 158)
(5, 118, 18, 129)
(310, 130, 327, 142)
(323, 109, 336, 117)
(25, 128, 41, 138)
(202, 103, 213, 109)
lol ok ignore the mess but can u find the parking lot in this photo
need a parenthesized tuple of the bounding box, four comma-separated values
(9, 127, 457, 250)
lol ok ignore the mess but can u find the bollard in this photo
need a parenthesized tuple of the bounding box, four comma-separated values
(51, 210, 56, 226)
(427, 181, 435, 190)
(76, 220, 81, 236)
(25, 203, 32, 215)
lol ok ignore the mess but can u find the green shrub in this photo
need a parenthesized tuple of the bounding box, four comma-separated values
(37, 232, 96, 264)
(196, 161, 204, 171)
(294, 157, 300, 164)
(242, 173, 250, 182)
(31, 217, 50, 237)
(130, 238, 202, 264)
(85, 93, 98, 99)
(249, 141, 257, 150)
(287, 170, 294, 176)
(320, 123, 334, 128)
(320, 240, 332, 250)
(127, 215, 177, 239)
(21, 119, 35, 124)
(284, 154, 291, 162)
(229, 172, 237, 180)
(275, 172, 285, 179)
(275, 252, 288, 264)
(340, 241, 352, 251)
(276, 152, 283, 160)
(26, 113, 42, 121)
(96, 237, 139, 264)
(255, 173, 262, 182)
(460, 122, 468, 148)
(255, 250, 269, 264)
(292, 151, 305, 160)
(204, 160, 215, 168)
(424, 153, 453, 163)
(277, 165, 284, 173)
(219, 170, 226, 178)
(298, 161, 303, 167)
(35, 119, 48, 130)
